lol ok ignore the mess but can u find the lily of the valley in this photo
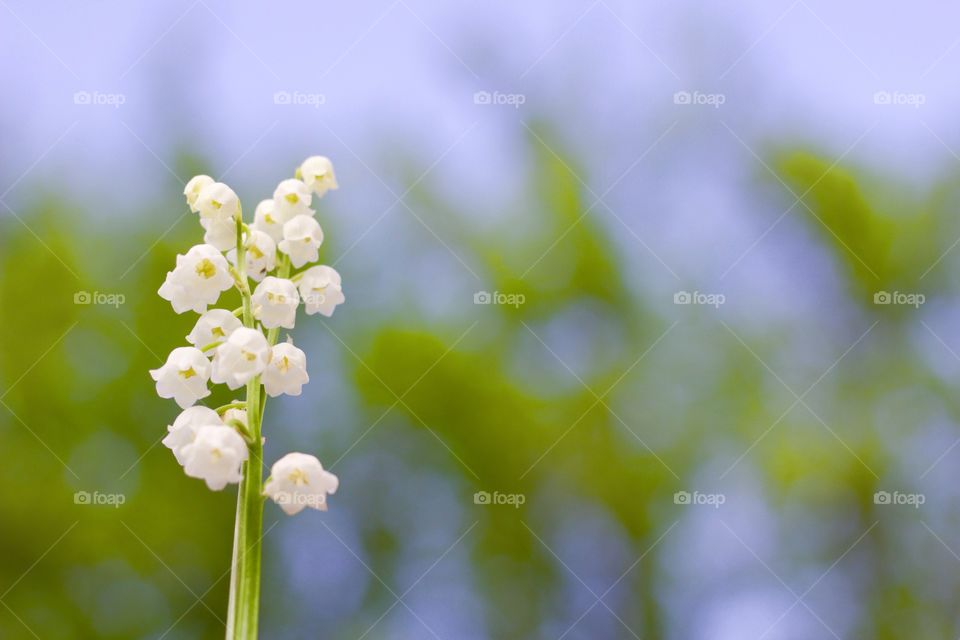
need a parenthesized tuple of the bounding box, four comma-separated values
(297, 265, 345, 317)
(196, 182, 240, 222)
(263, 453, 339, 515)
(298, 156, 338, 197)
(181, 425, 248, 490)
(150, 347, 211, 409)
(211, 327, 270, 390)
(158, 244, 233, 314)
(184, 175, 214, 213)
(228, 229, 276, 281)
(273, 178, 313, 219)
(162, 405, 221, 464)
(278, 215, 324, 268)
(186, 308, 243, 348)
(252, 199, 286, 242)
(262, 342, 309, 397)
(251, 277, 299, 329)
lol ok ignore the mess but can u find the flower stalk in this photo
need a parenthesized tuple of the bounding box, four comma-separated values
(151, 158, 344, 640)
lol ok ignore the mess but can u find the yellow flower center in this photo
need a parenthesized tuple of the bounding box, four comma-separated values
(284, 193, 299, 204)
(288, 469, 309, 486)
(180, 367, 197, 379)
(211, 326, 225, 337)
(278, 356, 290, 373)
(195, 259, 217, 279)
(249, 245, 264, 259)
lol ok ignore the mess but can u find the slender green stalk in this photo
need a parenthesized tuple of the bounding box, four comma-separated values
(226, 211, 265, 639)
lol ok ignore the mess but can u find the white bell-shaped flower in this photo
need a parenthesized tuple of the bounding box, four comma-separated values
(186, 309, 243, 348)
(251, 277, 299, 329)
(201, 217, 237, 252)
(278, 215, 323, 268)
(162, 406, 221, 465)
(184, 175, 214, 212)
(196, 182, 240, 222)
(227, 229, 276, 282)
(262, 342, 309, 397)
(211, 327, 270, 390)
(158, 244, 234, 314)
(150, 347, 212, 409)
(273, 179, 313, 219)
(296, 265, 345, 317)
(222, 406, 247, 431)
(251, 199, 288, 243)
(180, 425, 248, 490)
(264, 452, 338, 515)
(297, 156, 338, 197)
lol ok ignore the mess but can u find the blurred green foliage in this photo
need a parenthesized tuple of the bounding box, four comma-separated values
(0, 139, 958, 639)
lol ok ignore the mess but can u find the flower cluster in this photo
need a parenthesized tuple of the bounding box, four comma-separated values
(150, 156, 342, 515)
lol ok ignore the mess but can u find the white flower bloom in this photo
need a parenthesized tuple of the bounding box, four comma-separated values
(181, 425, 248, 490)
(297, 265, 345, 317)
(158, 244, 234, 314)
(251, 277, 299, 329)
(264, 453, 338, 515)
(201, 217, 237, 252)
(262, 342, 309, 397)
(278, 215, 323, 268)
(211, 327, 270, 390)
(162, 406, 221, 465)
(297, 156, 338, 197)
(150, 347, 212, 409)
(251, 199, 288, 242)
(227, 229, 276, 282)
(222, 406, 247, 431)
(273, 179, 313, 219)
(186, 309, 243, 348)
(184, 175, 214, 212)
(196, 182, 240, 222)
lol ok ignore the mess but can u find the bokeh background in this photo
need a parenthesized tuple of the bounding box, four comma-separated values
(2, 1, 960, 638)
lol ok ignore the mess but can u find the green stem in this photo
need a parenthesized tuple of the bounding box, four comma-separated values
(226, 210, 265, 639)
